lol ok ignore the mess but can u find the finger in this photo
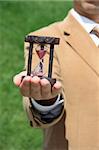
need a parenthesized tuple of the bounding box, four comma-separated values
(52, 81, 62, 97)
(20, 76, 31, 97)
(30, 76, 41, 99)
(13, 71, 26, 87)
(40, 78, 51, 99)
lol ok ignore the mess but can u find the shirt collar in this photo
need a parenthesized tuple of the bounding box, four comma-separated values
(70, 8, 99, 33)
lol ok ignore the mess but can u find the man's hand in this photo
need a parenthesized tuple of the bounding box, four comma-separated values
(13, 71, 62, 100)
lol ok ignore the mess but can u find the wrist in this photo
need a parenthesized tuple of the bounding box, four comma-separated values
(31, 94, 64, 113)
(35, 95, 58, 106)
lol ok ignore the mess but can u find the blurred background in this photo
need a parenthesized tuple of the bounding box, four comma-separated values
(0, 1, 72, 150)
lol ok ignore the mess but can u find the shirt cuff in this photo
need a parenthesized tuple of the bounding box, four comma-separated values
(31, 94, 64, 113)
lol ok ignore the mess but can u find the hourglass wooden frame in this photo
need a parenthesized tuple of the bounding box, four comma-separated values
(25, 35, 60, 78)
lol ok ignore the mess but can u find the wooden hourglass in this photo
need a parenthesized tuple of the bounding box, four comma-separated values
(25, 35, 60, 79)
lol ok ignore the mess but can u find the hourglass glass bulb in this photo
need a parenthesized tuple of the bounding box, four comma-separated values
(36, 44, 47, 59)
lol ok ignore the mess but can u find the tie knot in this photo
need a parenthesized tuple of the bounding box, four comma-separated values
(91, 26, 99, 38)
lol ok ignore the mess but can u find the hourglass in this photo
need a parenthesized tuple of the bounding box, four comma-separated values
(25, 35, 60, 82)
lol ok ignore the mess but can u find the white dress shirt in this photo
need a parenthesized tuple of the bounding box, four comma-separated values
(71, 9, 99, 46)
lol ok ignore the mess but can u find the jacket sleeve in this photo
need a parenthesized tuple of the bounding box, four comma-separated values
(22, 26, 65, 128)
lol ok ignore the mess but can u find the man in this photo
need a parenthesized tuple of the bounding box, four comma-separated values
(13, 0, 99, 150)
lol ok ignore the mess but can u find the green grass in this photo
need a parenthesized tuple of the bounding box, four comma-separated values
(0, 1, 72, 150)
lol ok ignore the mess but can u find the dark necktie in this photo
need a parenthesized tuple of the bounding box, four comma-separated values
(92, 26, 99, 38)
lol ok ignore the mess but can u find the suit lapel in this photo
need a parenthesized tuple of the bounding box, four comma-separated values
(58, 12, 99, 76)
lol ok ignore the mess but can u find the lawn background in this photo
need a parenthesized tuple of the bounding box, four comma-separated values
(0, 1, 72, 150)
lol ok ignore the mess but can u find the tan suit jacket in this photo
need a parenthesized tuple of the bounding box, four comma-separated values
(23, 11, 99, 150)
